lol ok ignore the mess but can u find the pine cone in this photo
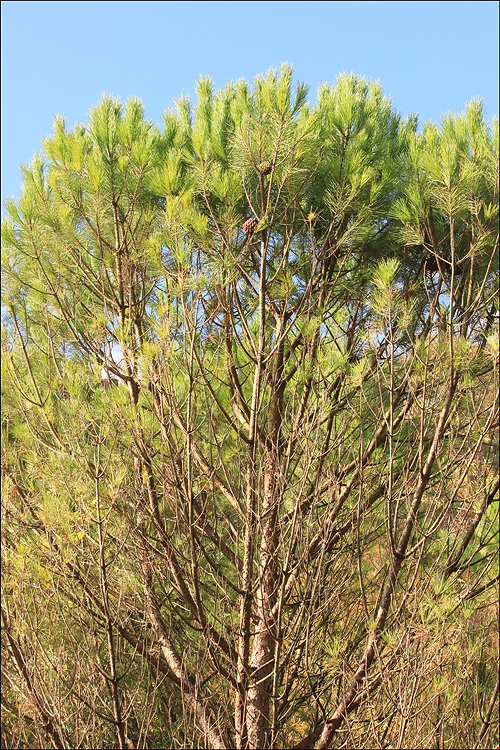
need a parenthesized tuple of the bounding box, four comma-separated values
(243, 217, 259, 235)
(258, 161, 272, 175)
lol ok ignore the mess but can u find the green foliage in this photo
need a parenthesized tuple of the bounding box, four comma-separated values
(1, 67, 498, 750)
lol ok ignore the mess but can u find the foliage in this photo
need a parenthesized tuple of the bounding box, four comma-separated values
(1, 67, 499, 750)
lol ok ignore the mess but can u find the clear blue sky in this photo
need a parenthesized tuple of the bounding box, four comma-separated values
(1, 0, 499, 208)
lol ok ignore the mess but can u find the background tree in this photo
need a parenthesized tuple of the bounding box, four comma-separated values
(2, 66, 498, 749)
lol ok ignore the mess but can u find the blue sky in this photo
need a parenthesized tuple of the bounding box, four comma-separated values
(1, 0, 499, 207)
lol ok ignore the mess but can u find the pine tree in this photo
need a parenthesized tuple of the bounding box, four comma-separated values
(2, 67, 498, 750)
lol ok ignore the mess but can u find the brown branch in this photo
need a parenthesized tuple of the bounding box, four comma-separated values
(2, 609, 66, 750)
(143, 583, 230, 749)
(473, 675, 500, 749)
(445, 476, 500, 576)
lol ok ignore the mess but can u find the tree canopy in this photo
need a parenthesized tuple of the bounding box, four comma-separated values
(1, 66, 499, 750)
